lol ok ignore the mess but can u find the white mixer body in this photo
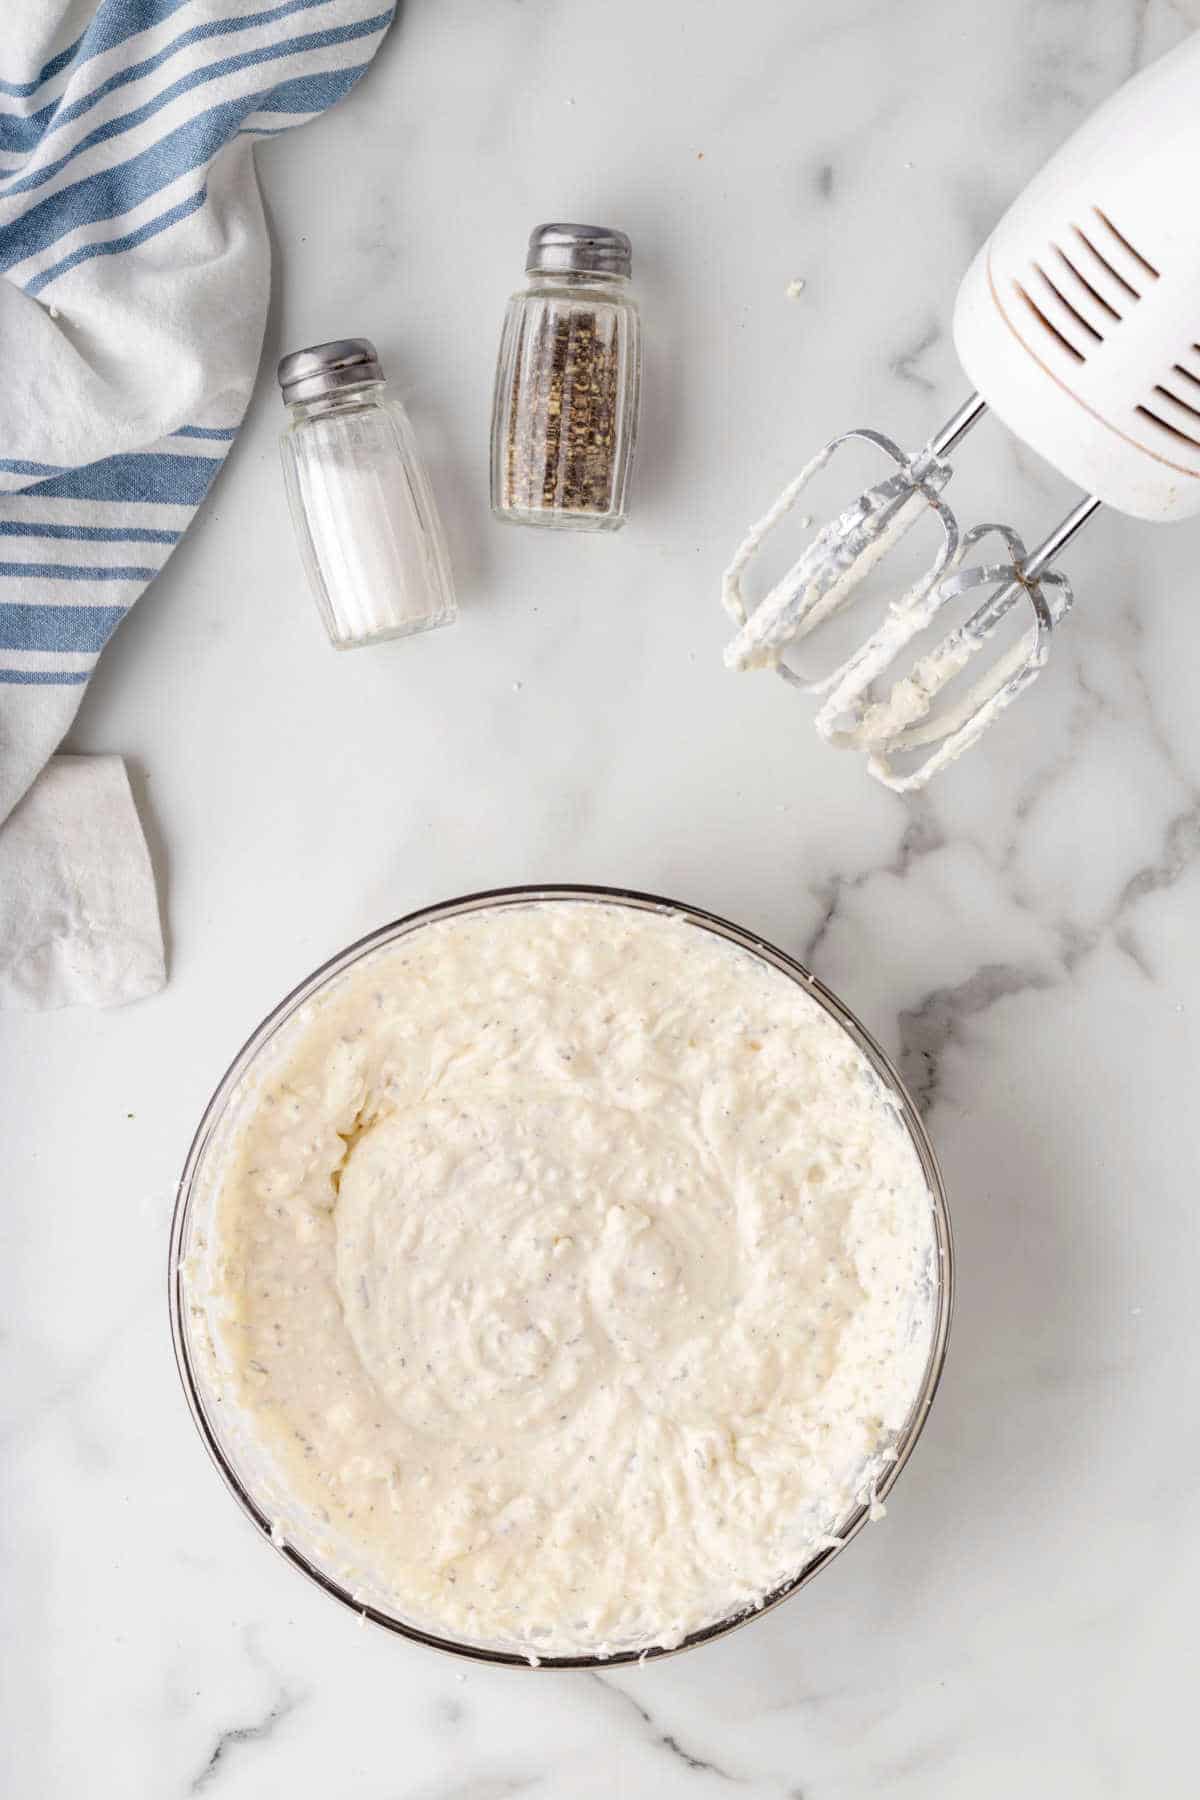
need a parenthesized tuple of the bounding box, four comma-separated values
(954, 35, 1200, 523)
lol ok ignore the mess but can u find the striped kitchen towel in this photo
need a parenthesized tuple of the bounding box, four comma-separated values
(0, 0, 394, 1003)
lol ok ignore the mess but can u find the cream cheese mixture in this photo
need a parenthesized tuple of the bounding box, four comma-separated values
(202, 901, 937, 1658)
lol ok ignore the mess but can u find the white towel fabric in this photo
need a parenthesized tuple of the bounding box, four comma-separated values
(0, 753, 164, 1008)
(0, 1, 394, 1007)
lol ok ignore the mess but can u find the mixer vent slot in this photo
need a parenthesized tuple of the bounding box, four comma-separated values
(1154, 382, 1200, 424)
(1093, 207, 1159, 280)
(1073, 223, 1141, 301)
(1013, 207, 1159, 368)
(1136, 348, 1200, 452)
(1033, 261, 1103, 341)
(1013, 280, 1085, 362)
(1136, 404, 1200, 454)
(1053, 245, 1122, 322)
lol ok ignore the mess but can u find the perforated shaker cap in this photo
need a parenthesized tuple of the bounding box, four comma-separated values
(277, 338, 383, 405)
(525, 222, 632, 278)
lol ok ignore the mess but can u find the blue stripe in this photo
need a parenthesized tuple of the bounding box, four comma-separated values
(24, 452, 220, 506)
(0, 603, 125, 652)
(0, 520, 180, 545)
(1, 0, 338, 158)
(1, 102, 219, 265)
(2, 16, 390, 204)
(0, 2, 394, 703)
(0, 113, 52, 157)
(2, 53, 375, 264)
(249, 66, 368, 115)
(0, 1, 192, 101)
(0, 33, 84, 101)
(27, 185, 206, 294)
(0, 561, 155, 581)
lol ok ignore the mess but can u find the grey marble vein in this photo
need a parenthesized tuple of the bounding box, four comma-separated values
(1129, 0, 1154, 72)
(588, 1673, 741, 1782)
(189, 1688, 303, 1794)
(433, 1693, 468, 1728)
(1111, 799, 1200, 926)
(9, 5, 1200, 1797)
(404, 1776, 538, 1800)
(886, 319, 942, 394)
(1001, 629, 1200, 976)
(899, 962, 1056, 1110)
(1062, 795, 1200, 980)
(802, 799, 945, 969)
(870, 1727, 963, 1789)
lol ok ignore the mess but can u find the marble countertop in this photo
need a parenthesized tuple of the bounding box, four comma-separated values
(7, 0, 1200, 1793)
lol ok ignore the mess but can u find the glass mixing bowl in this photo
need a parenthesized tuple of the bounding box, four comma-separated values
(169, 884, 953, 1667)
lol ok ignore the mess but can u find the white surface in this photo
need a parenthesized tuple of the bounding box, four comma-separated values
(5, 0, 1200, 1793)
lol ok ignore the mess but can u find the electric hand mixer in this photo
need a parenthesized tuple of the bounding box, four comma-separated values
(722, 35, 1200, 791)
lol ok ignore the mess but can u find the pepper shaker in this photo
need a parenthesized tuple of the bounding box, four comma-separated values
(490, 224, 642, 532)
(277, 339, 457, 649)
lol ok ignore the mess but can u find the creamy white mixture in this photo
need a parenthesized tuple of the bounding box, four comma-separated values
(202, 901, 937, 1658)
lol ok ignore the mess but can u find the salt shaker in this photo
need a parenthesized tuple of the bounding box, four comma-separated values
(490, 224, 641, 532)
(277, 339, 456, 649)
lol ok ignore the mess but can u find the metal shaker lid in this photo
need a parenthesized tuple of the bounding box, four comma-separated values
(525, 222, 632, 278)
(277, 338, 383, 404)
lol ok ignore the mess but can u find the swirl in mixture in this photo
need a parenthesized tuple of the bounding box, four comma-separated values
(209, 902, 936, 1657)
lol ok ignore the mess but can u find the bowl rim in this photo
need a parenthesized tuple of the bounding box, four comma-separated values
(169, 882, 954, 1668)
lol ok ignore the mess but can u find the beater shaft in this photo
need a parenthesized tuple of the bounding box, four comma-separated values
(928, 392, 988, 459)
(850, 493, 1102, 775)
(722, 392, 1100, 789)
(1013, 494, 1102, 586)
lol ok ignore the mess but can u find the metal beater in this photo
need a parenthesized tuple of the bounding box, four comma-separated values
(723, 35, 1200, 791)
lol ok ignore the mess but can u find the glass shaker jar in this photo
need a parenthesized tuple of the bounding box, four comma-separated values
(277, 338, 456, 649)
(490, 224, 641, 532)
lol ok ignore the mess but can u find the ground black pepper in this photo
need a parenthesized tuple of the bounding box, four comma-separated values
(501, 303, 621, 515)
(490, 224, 640, 532)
